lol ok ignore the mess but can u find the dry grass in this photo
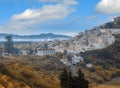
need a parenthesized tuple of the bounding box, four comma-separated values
(0, 56, 61, 88)
(95, 85, 120, 88)
(95, 77, 120, 88)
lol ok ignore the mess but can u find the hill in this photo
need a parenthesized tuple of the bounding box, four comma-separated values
(55, 17, 120, 53)
(0, 17, 120, 88)
(99, 17, 120, 29)
(0, 34, 120, 88)
(0, 33, 72, 41)
(80, 34, 120, 87)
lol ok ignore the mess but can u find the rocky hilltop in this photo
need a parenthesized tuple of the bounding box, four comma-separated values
(54, 17, 120, 54)
(100, 17, 120, 29)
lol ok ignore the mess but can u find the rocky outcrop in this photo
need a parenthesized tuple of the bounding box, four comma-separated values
(100, 17, 120, 29)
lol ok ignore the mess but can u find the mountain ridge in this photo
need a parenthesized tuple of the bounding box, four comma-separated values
(0, 33, 72, 40)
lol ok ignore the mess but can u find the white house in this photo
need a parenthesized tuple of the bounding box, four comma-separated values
(86, 63, 92, 68)
(71, 55, 84, 64)
(20, 50, 28, 55)
(36, 49, 55, 56)
(60, 59, 71, 66)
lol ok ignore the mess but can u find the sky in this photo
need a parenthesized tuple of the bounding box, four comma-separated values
(0, 0, 120, 36)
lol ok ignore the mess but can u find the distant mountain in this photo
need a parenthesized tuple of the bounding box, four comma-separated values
(0, 33, 72, 41)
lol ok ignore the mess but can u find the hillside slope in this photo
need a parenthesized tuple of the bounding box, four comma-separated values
(0, 34, 120, 88)
(0, 56, 61, 88)
(100, 17, 120, 29)
(94, 77, 120, 88)
(81, 34, 120, 87)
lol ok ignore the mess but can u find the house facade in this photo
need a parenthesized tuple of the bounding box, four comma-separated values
(36, 49, 55, 56)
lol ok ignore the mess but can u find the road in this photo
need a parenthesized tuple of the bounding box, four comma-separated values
(71, 64, 78, 76)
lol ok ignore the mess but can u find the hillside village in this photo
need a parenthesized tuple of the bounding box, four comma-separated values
(0, 15, 120, 88)
(0, 17, 120, 70)
(53, 17, 120, 53)
(1, 0, 120, 87)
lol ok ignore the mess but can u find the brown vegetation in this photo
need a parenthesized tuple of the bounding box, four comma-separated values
(82, 34, 120, 87)
(0, 55, 61, 88)
(0, 34, 120, 88)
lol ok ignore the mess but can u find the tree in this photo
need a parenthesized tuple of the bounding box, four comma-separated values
(76, 68, 89, 88)
(60, 68, 89, 88)
(59, 68, 69, 88)
(4, 35, 14, 55)
(68, 71, 73, 88)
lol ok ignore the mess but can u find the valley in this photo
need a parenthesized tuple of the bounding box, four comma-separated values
(1, 0, 120, 88)
(0, 17, 120, 88)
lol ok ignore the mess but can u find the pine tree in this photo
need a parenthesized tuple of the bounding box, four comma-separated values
(60, 68, 69, 88)
(68, 71, 73, 88)
(77, 68, 89, 88)
(60, 68, 89, 88)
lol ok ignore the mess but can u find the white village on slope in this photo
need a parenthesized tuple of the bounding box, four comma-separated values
(0, 17, 120, 75)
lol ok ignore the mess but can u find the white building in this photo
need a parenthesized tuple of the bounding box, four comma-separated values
(61, 55, 84, 65)
(71, 55, 84, 64)
(86, 63, 92, 68)
(60, 59, 71, 66)
(20, 50, 28, 55)
(36, 49, 55, 56)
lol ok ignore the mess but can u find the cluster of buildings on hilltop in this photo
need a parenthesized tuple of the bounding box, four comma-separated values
(53, 28, 119, 54)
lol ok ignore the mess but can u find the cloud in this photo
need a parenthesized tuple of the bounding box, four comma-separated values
(62, 0, 78, 5)
(38, 0, 61, 3)
(0, 0, 78, 34)
(85, 16, 97, 21)
(11, 4, 71, 22)
(96, 0, 120, 14)
(10, 4, 73, 31)
(56, 32, 78, 37)
(0, 0, 78, 35)
(38, 0, 78, 5)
